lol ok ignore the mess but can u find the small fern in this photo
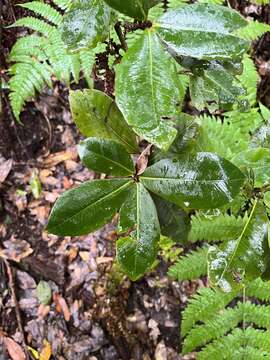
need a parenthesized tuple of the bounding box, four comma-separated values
(237, 55, 260, 106)
(236, 19, 270, 41)
(182, 279, 270, 358)
(8, 0, 99, 120)
(195, 114, 250, 160)
(168, 246, 208, 280)
(188, 213, 247, 243)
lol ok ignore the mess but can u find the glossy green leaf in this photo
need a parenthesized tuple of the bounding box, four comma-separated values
(190, 62, 245, 111)
(141, 152, 245, 209)
(153, 195, 190, 243)
(103, 0, 160, 20)
(208, 201, 270, 292)
(69, 89, 138, 154)
(47, 179, 133, 236)
(232, 148, 270, 187)
(156, 4, 249, 60)
(117, 183, 160, 280)
(115, 30, 183, 151)
(78, 137, 135, 176)
(60, 0, 112, 51)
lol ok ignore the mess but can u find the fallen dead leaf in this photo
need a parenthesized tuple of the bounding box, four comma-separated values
(155, 341, 167, 360)
(136, 144, 152, 176)
(0, 158, 13, 183)
(44, 147, 77, 168)
(40, 340, 52, 360)
(53, 294, 71, 322)
(96, 257, 113, 265)
(37, 304, 50, 320)
(62, 176, 73, 189)
(29, 206, 50, 224)
(0, 237, 33, 262)
(3, 337, 26, 360)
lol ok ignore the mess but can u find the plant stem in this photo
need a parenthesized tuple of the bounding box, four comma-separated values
(114, 22, 127, 52)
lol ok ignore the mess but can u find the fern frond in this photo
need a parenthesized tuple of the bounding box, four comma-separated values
(181, 287, 237, 336)
(237, 55, 260, 106)
(181, 276, 270, 359)
(188, 213, 246, 243)
(224, 108, 264, 135)
(236, 20, 270, 41)
(52, 0, 72, 10)
(246, 278, 270, 301)
(9, 17, 55, 37)
(168, 246, 208, 281)
(19, 2, 62, 26)
(9, 35, 46, 57)
(195, 114, 250, 160)
(8, 61, 53, 119)
(8, 1, 100, 119)
(250, 0, 270, 4)
(79, 50, 95, 86)
(241, 301, 270, 329)
(183, 305, 242, 353)
(197, 328, 270, 360)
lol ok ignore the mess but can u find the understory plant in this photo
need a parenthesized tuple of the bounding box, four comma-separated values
(9, 0, 270, 356)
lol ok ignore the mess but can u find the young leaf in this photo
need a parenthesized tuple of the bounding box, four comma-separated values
(103, 0, 160, 20)
(141, 153, 245, 209)
(153, 196, 190, 243)
(69, 89, 138, 153)
(115, 29, 182, 151)
(232, 148, 270, 187)
(47, 179, 133, 236)
(117, 183, 160, 280)
(78, 137, 135, 176)
(60, 0, 112, 51)
(208, 201, 270, 292)
(156, 4, 249, 60)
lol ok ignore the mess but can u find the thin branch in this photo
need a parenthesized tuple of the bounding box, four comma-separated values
(4, 259, 29, 360)
(114, 22, 127, 52)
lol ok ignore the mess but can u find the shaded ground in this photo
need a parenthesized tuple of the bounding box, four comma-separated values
(1, 0, 270, 359)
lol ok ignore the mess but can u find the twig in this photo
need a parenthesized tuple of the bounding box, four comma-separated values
(4, 259, 29, 360)
(114, 22, 127, 52)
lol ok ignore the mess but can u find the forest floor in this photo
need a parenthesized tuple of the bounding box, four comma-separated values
(1, 0, 270, 359)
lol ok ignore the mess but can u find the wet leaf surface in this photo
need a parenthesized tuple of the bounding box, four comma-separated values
(104, 0, 160, 20)
(117, 183, 160, 280)
(78, 137, 135, 176)
(208, 201, 270, 292)
(141, 152, 245, 209)
(60, 0, 112, 51)
(47, 179, 133, 236)
(157, 4, 249, 60)
(115, 30, 182, 151)
(70, 89, 138, 153)
(232, 147, 270, 187)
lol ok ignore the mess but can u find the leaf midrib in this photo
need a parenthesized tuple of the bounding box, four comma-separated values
(85, 148, 134, 174)
(157, 25, 242, 38)
(50, 180, 133, 230)
(141, 176, 243, 184)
